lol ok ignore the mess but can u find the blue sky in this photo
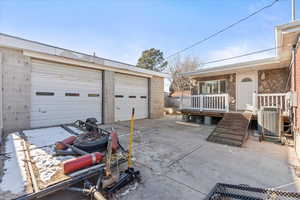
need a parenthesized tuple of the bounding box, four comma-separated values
(0, 0, 297, 92)
(0, 0, 297, 66)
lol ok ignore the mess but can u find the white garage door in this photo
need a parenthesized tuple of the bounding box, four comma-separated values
(31, 60, 102, 127)
(115, 73, 148, 121)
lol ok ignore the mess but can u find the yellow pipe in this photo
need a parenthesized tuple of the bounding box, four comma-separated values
(128, 108, 135, 168)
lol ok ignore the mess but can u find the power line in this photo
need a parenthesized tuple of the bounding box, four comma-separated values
(166, 0, 280, 59)
(201, 47, 278, 66)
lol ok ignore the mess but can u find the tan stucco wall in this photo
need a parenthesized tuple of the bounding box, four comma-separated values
(258, 67, 289, 93)
(149, 76, 164, 118)
(193, 74, 236, 111)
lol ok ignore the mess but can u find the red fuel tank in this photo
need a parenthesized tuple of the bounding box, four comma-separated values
(55, 136, 77, 150)
(63, 152, 103, 174)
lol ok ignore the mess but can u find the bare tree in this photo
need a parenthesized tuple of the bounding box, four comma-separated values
(168, 56, 201, 95)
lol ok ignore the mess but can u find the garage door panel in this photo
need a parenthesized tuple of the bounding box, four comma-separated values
(115, 73, 148, 121)
(31, 60, 102, 127)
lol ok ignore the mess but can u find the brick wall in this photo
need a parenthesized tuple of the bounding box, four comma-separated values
(149, 76, 164, 118)
(0, 47, 31, 135)
(193, 74, 236, 111)
(258, 68, 289, 93)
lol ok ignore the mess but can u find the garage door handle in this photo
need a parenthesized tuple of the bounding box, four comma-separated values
(116, 107, 120, 110)
(38, 108, 47, 113)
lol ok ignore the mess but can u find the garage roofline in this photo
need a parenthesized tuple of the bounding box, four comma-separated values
(0, 33, 168, 78)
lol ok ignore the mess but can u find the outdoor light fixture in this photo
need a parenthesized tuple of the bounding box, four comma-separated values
(261, 72, 265, 80)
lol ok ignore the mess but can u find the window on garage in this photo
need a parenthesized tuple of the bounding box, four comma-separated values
(36, 92, 55, 96)
(88, 93, 100, 97)
(65, 93, 80, 96)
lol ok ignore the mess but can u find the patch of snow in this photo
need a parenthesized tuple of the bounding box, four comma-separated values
(23, 127, 72, 147)
(67, 126, 84, 134)
(117, 182, 139, 197)
(0, 133, 27, 196)
(23, 127, 75, 183)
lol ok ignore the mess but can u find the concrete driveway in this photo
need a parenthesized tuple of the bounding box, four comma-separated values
(41, 116, 300, 200)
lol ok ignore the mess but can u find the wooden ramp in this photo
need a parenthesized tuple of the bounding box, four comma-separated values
(207, 112, 252, 147)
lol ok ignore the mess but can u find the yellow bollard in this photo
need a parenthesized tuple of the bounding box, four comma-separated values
(128, 108, 135, 168)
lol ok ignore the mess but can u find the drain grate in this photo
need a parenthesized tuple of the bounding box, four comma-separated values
(205, 183, 300, 200)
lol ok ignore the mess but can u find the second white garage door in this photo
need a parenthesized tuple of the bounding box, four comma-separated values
(31, 60, 102, 128)
(115, 73, 148, 121)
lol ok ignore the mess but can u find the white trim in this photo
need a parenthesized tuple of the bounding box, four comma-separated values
(0, 33, 168, 78)
(183, 57, 280, 77)
(25, 50, 155, 78)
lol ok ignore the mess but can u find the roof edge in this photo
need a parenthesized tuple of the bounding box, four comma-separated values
(0, 33, 168, 78)
(182, 57, 280, 77)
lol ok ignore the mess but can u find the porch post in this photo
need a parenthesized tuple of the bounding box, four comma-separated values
(225, 94, 229, 112)
(180, 91, 183, 109)
(200, 95, 203, 111)
(253, 92, 257, 112)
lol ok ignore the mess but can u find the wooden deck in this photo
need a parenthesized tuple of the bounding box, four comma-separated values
(181, 109, 226, 118)
(180, 109, 290, 122)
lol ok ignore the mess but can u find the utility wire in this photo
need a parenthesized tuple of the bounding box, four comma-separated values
(201, 47, 279, 66)
(166, 0, 280, 59)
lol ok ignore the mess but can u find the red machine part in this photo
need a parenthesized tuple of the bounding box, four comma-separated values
(55, 136, 77, 150)
(111, 131, 119, 153)
(63, 152, 104, 174)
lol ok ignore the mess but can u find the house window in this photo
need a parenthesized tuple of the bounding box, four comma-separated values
(241, 77, 252, 82)
(199, 80, 226, 94)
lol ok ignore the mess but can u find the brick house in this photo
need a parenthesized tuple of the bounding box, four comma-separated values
(181, 21, 300, 148)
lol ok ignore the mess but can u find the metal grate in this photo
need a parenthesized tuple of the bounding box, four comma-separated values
(205, 183, 300, 200)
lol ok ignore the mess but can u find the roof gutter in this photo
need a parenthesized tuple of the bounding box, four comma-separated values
(181, 57, 280, 77)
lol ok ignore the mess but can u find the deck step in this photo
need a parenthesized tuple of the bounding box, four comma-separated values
(207, 112, 252, 147)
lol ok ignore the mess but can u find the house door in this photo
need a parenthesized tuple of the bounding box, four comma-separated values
(236, 71, 257, 110)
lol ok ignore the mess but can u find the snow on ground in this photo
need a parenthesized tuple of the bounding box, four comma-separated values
(23, 127, 74, 147)
(0, 133, 28, 198)
(67, 126, 85, 134)
(23, 127, 75, 183)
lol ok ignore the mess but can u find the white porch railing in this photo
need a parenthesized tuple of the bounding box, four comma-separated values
(180, 94, 229, 112)
(253, 92, 290, 115)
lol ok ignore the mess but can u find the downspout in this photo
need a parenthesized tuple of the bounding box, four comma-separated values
(292, 35, 300, 160)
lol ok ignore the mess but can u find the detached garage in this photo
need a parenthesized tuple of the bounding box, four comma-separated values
(0, 33, 166, 134)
